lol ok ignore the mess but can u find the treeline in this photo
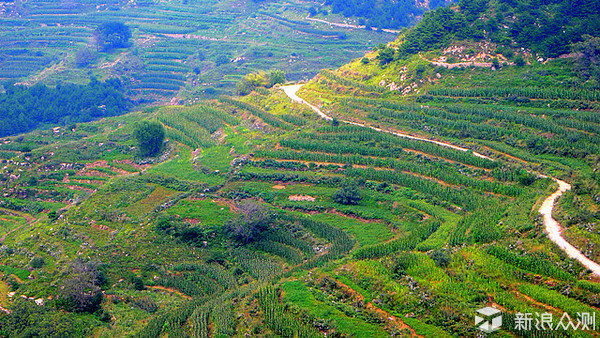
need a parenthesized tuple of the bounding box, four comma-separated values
(0, 79, 130, 137)
(323, 0, 448, 29)
(397, 0, 600, 58)
(463, 0, 600, 57)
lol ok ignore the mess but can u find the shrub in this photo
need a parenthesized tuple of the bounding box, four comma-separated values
(30, 257, 45, 269)
(56, 260, 103, 313)
(514, 54, 525, 66)
(131, 276, 146, 291)
(332, 185, 362, 205)
(133, 121, 165, 157)
(226, 201, 273, 244)
(430, 249, 451, 268)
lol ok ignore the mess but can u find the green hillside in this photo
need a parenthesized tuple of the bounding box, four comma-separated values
(0, 0, 600, 337)
(0, 0, 407, 101)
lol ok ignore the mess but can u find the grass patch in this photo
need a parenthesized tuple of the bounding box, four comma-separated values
(311, 213, 394, 247)
(281, 280, 389, 337)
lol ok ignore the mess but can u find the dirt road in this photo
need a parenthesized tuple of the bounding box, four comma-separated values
(282, 84, 600, 277)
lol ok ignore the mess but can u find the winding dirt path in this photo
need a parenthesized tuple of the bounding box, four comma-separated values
(539, 178, 600, 276)
(282, 85, 492, 160)
(282, 84, 600, 277)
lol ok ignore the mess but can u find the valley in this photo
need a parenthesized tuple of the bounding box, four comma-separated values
(1, 0, 600, 337)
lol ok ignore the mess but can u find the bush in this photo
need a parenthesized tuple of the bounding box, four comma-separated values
(226, 201, 273, 244)
(430, 249, 451, 267)
(236, 70, 286, 95)
(133, 121, 165, 157)
(514, 54, 525, 66)
(30, 257, 45, 269)
(131, 276, 146, 291)
(332, 185, 362, 205)
(56, 260, 103, 313)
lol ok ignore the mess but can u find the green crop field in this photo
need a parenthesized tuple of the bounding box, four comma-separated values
(1, 0, 600, 337)
(0, 0, 399, 102)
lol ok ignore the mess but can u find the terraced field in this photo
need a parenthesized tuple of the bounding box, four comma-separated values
(1, 1, 600, 337)
(0, 0, 396, 100)
(2, 51, 600, 334)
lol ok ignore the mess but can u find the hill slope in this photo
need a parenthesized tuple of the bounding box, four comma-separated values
(1, 0, 600, 337)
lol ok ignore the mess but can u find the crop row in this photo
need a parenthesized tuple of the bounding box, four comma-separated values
(255, 149, 522, 196)
(235, 170, 343, 187)
(219, 96, 292, 130)
(157, 113, 215, 148)
(428, 86, 600, 101)
(350, 100, 600, 156)
(320, 69, 386, 93)
(313, 125, 498, 168)
(346, 167, 495, 210)
(353, 219, 441, 259)
(257, 286, 321, 337)
(487, 246, 576, 281)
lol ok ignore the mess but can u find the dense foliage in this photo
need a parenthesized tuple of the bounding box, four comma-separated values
(323, 0, 448, 29)
(133, 121, 165, 157)
(235, 70, 286, 96)
(94, 22, 131, 52)
(397, 0, 600, 58)
(0, 79, 130, 137)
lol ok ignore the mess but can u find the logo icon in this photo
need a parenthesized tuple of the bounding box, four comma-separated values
(475, 307, 502, 333)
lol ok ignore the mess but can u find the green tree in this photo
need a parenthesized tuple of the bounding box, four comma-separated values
(30, 257, 45, 269)
(236, 70, 286, 96)
(133, 121, 165, 157)
(514, 54, 525, 66)
(94, 22, 131, 52)
(268, 70, 286, 87)
(56, 260, 103, 314)
(332, 184, 362, 205)
(574, 35, 600, 85)
(377, 47, 396, 66)
(430, 249, 451, 267)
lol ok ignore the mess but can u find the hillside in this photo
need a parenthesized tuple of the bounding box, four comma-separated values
(1, 0, 600, 337)
(0, 0, 441, 102)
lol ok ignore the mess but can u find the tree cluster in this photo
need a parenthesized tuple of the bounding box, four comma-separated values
(132, 121, 165, 157)
(459, 0, 600, 58)
(0, 78, 130, 137)
(226, 201, 273, 244)
(394, 0, 600, 60)
(235, 70, 286, 96)
(55, 260, 106, 314)
(94, 22, 132, 52)
(323, 0, 448, 30)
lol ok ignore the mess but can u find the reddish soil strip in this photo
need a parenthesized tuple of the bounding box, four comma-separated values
(148, 286, 192, 300)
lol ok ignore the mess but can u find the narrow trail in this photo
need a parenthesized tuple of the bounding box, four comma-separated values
(282, 85, 492, 160)
(539, 177, 600, 276)
(0, 208, 35, 244)
(419, 54, 514, 69)
(282, 84, 600, 277)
